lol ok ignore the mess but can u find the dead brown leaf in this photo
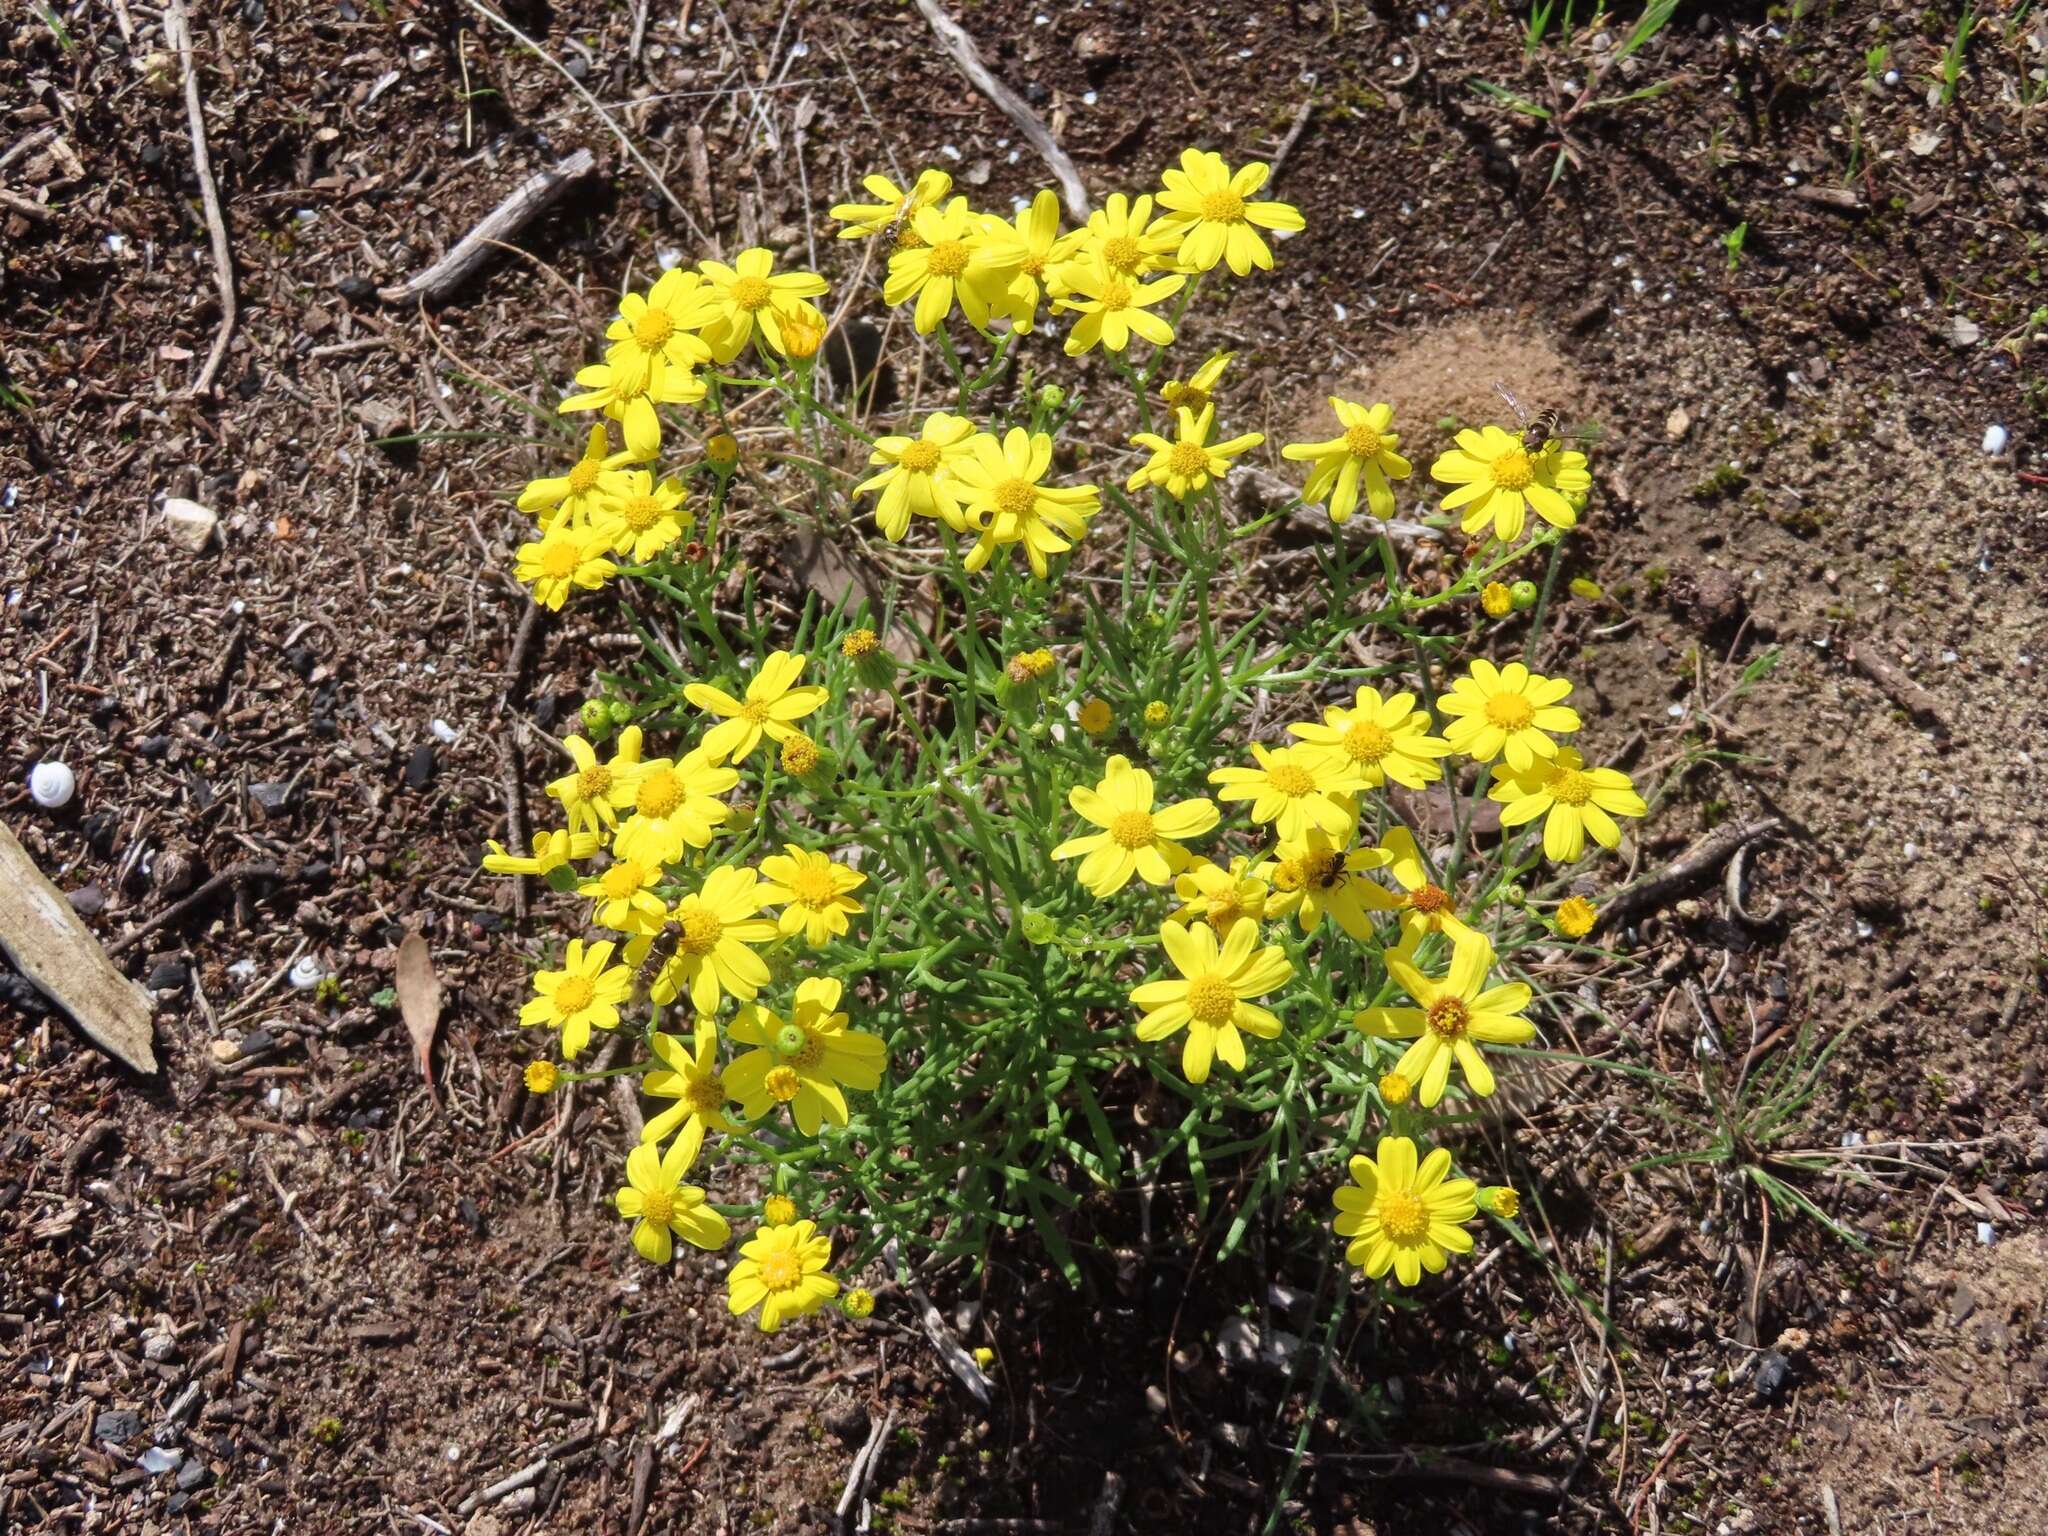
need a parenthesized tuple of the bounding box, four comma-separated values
(395, 929, 443, 1094)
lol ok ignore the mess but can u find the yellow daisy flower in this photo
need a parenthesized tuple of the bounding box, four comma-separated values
(482, 828, 598, 876)
(855, 410, 977, 540)
(614, 1134, 730, 1264)
(524, 1059, 558, 1095)
(517, 424, 638, 533)
(1155, 148, 1306, 275)
(1285, 685, 1450, 791)
(640, 864, 781, 1014)
(1256, 830, 1398, 941)
(1053, 260, 1186, 355)
(1280, 398, 1413, 524)
(1429, 426, 1592, 543)
(1555, 895, 1598, 938)
(601, 269, 719, 388)
(514, 526, 617, 611)
(558, 342, 706, 461)
(1207, 742, 1355, 844)
(1057, 192, 1182, 289)
(951, 427, 1101, 580)
(683, 650, 831, 765)
(641, 1023, 737, 1162)
(757, 844, 868, 946)
(576, 856, 668, 936)
(1481, 581, 1514, 618)
(546, 729, 641, 836)
(1438, 660, 1580, 771)
(1159, 350, 1234, 415)
(1488, 747, 1647, 862)
(1052, 753, 1219, 897)
(1354, 933, 1535, 1106)
(725, 976, 886, 1135)
(696, 248, 831, 363)
(727, 1220, 838, 1333)
(829, 168, 952, 239)
(1126, 404, 1265, 501)
(1333, 1136, 1479, 1287)
(520, 938, 632, 1059)
(1376, 825, 1479, 947)
(1131, 918, 1294, 1084)
(597, 469, 692, 563)
(882, 198, 1018, 334)
(1169, 855, 1269, 935)
(611, 749, 738, 866)
(982, 189, 1085, 333)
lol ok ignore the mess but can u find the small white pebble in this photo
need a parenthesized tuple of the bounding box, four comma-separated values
(1332, 301, 1348, 321)
(228, 958, 259, 981)
(1977, 1221, 1996, 1246)
(430, 719, 459, 745)
(1882, 69, 1900, 87)
(103, 232, 127, 255)
(1841, 1131, 1864, 1147)
(30, 762, 76, 809)
(1666, 703, 1685, 718)
(1902, 841, 1918, 860)
(1631, 277, 1647, 295)
(656, 247, 683, 271)
(1941, 649, 1959, 664)
(1982, 423, 2009, 454)
(940, 143, 962, 161)
(1081, 90, 1097, 105)
(288, 956, 327, 990)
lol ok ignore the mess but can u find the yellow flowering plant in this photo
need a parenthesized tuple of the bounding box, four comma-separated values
(482, 148, 1650, 1332)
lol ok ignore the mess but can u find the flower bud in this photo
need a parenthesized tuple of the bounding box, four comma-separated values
(763, 1193, 798, 1226)
(842, 1287, 876, 1319)
(1480, 1185, 1521, 1219)
(579, 698, 616, 740)
(524, 1060, 559, 1095)
(1480, 581, 1513, 618)
(1509, 579, 1540, 611)
(1142, 701, 1170, 728)
(705, 432, 739, 469)
(1378, 1070, 1413, 1107)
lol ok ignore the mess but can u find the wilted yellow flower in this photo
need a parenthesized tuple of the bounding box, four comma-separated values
(981, 189, 1084, 333)
(597, 470, 692, 563)
(1437, 660, 1580, 771)
(518, 424, 638, 532)
(778, 732, 822, 778)
(1354, 933, 1535, 1106)
(1208, 743, 1354, 844)
(1378, 1070, 1412, 1106)
(856, 411, 977, 539)
(705, 432, 739, 467)
(1280, 398, 1412, 524)
(524, 1060, 559, 1095)
(757, 844, 867, 945)
(1333, 1135, 1479, 1286)
(1076, 697, 1113, 735)
(615, 1135, 730, 1264)
(1555, 895, 1598, 938)
(515, 526, 618, 611)
(972, 1346, 996, 1371)
(1155, 148, 1305, 275)
(1481, 581, 1514, 618)
(1015, 648, 1057, 680)
(1131, 918, 1294, 1084)
(950, 427, 1100, 580)
(1286, 685, 1450, 792)
(520, 938, 632, 1059)
(1126, 405, 1265, 501)
(727, 1220, 838, 1332)
(1430, 426, 1592, 543)
(697, 248, 830, 362)
(558, 343, 706, 461)
(829, 168, 952, 239)
(726, 977, 886, 1134)
(637, 864, 781, 1014)
(482, 827, 598, 876)
(1376, 826, 1480, 948)
(1052, 753, 1218, 896)
(684, 650, 831, 765)
(641, 1024, 736, 1162)
(1159, 351, 1234, 415)
(1169, 855, 1268, 934)
(841, 628, 878, 659)
(1489, 748, 1647, 862)
(842, 1287, 876, 1319)
(1143, 700, 1170, 728)
(1480, 1185, 1521, 1219)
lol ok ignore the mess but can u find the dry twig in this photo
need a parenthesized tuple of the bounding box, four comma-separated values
(379, 149, 596, 307)
(912, 0, 1088, 219)
(1593, 819, 1782, 934)
(165, 0, 237, 396)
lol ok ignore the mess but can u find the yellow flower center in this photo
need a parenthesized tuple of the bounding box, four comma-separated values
(842, 628, 878, 657)
(633, 309, 675, 351)
(925, 239, 970, 277)
(1378, 1070, 1412, 1106)
(1098, 277, 1135, 312)
(898, 440, 942, 473)
(600, 861, 643, 900)
(763, 1065, 802, 1103)
(524, 1060, 558, 1094)
(677, 907, 723, 956)
(636, 768, 685, 818)
(1426, 997, 1470, 1039)
(1342, 721, 1394, 764)
(640, 1188, 675, 1225)
(759, 1248, 803, 1291)
(1169, 387, 1209, 413)
(788, 863, 840, 909)
(1109, 810, 1156, 850)
(1378, 1189, 1429, 1242)
(1268, 762, 1318, 797)
(1408, 882, 1450, 915)
(1185, 972, 1239, 1026)
(780, 734, 820, 775)
(1306, 848, 1346, 889)
(742, 698, 772, 724)
(993, 478, 1039, 519)
(540, 540, 582, 579)
(567, 459, 601, 495)
(1101, 234, 1143, 273)
(578, 764, 614, 798)
(1200, 188, 1246, 223)
(895, 225, 927, 251)
(1490, 447, 1536, 491)
(1483, 693, 1535, 732)
(1206, 889, 1244, 929)
(554, 974, 596, 1013)
(687, 1074, 725, 1113)
(619, 494, 664, 532)
(1546, 766, 1593, 806)
(1021, 253, 1046, 277)
(1167, 442, 1209, 479)
(1345, 421, 1384, 458)
(730, 275, 774, 312)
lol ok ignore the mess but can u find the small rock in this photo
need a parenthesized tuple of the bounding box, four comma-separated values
(1751, 1351, 1792, 1401)
(1215, 1316, 1262, 1369)
(236, 1027, 276, 1058)
(161, 497, 219, 553)
(1213, 1421, 1250, 1450)
(209, 1038, 243, 1065)
(0, 971, 51, 1017)
(96, 1408, 144, 1444)
(1950, 1283, 1978, 1324)
(68, 884, 106, 917)
(248, 781, 294, 817)
(284, 645, 319, 680)
(140, 1446, 183, 1477)
(1143, 1384, 1168, 1415)
(351, 398, 408, 439)
(823, 1403, 869, 1446)
(137, 734, 173, 760)
(153, 847, 200, 898)
(1982, 424, 2009, 455)
(147, 958, 190, 992)
(1665, 406, 1692, 441)
(29, 761, 76, 809)
(403, 743, 436, 789)
(336, 274, 378, 306)
(175, 1458, 211, 1492)
(1074, 24, 1121, 64)
(142, 1329, 179, 1363)
(1944, 314, 1981, 348)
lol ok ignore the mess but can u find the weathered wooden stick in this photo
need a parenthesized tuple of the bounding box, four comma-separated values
(379, 148, 596, 306)
(913, 0, 1088, 220)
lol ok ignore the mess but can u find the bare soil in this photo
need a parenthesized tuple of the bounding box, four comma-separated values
(4, 2, 2047, 1534)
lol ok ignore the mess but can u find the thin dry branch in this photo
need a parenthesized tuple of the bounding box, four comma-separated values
(913, 0, 1088, 219)
(165, 0, 237, 396)
(379, 149, 597, 307)
(1594, 818, 1783, 934)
